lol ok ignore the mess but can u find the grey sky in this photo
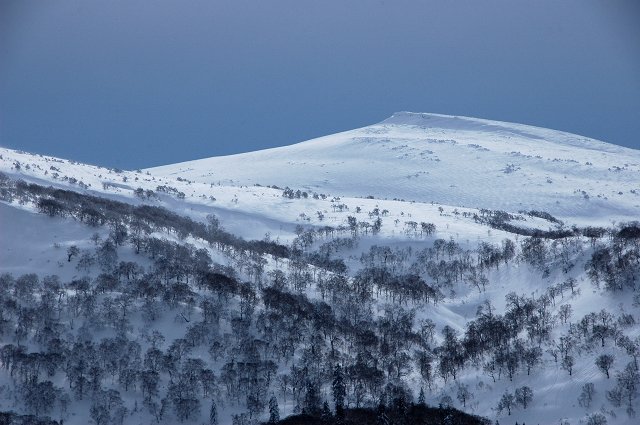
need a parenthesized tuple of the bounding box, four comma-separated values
(1, 0, 639, 169)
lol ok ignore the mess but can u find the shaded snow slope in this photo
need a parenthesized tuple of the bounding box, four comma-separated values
(149, 112, 640, 226)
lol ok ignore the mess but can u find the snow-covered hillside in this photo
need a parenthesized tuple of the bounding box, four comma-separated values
(149, 112, 640, 226)
(0, 113, 639, 425)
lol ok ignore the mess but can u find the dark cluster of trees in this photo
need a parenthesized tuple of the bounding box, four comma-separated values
(0, 266, 232, 424)
(265, 403, 490, 425)
(496, 386, 533, 416)
(474, 207, 615, 242)
(155, 184, 185, 199)
(522, 210, 563, 225)
(585, 223, 640, 292)
(0, 412, 60, 425)
(1, 173, 639, 423)
(0, 176, 291, 260)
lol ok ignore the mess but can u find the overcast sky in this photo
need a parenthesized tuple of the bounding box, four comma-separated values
(1, 0, 639, 169)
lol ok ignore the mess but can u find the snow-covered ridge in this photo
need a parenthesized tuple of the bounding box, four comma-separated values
(381, 112, 550, 137)
(148, 112, 640, 226)
(382, 112, 631, 154)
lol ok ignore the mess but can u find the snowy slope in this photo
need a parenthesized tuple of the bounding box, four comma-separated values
(0, 142, 558, 246)
(149, 112, 640, 226)
(1, 113, 639, 425)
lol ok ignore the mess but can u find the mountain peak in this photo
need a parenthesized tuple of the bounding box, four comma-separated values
(380, 111, 542, 138)
(381, 111, 497, 126)
(144, 113, 639, 226)
(381, 111, 456, 125)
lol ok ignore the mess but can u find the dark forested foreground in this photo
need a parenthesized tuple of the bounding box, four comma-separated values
(267, 403, 490, 425)
(0, 412, 60, 425)
(0, 174, 639, 425)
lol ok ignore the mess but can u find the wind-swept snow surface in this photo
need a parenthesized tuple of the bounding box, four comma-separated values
(150, 112, 640, 226)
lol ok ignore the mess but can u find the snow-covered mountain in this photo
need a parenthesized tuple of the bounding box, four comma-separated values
(0, 113, 639, 425)
(149, 112, 640, 226)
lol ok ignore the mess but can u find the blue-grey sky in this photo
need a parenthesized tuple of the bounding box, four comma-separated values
(1, 0, 639, 169)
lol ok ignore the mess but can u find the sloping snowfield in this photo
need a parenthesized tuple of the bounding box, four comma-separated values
(0, 113, 639, 425)
(149, 112, 640, 226)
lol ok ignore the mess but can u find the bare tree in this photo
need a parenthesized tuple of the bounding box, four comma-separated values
(578, 383, 595, 408)
(596, 354, 614, 379)
(497, 391, 515, 415)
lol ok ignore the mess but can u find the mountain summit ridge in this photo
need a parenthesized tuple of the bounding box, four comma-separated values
(382, 111, 634, 154)
(148, 113, 640, 225)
